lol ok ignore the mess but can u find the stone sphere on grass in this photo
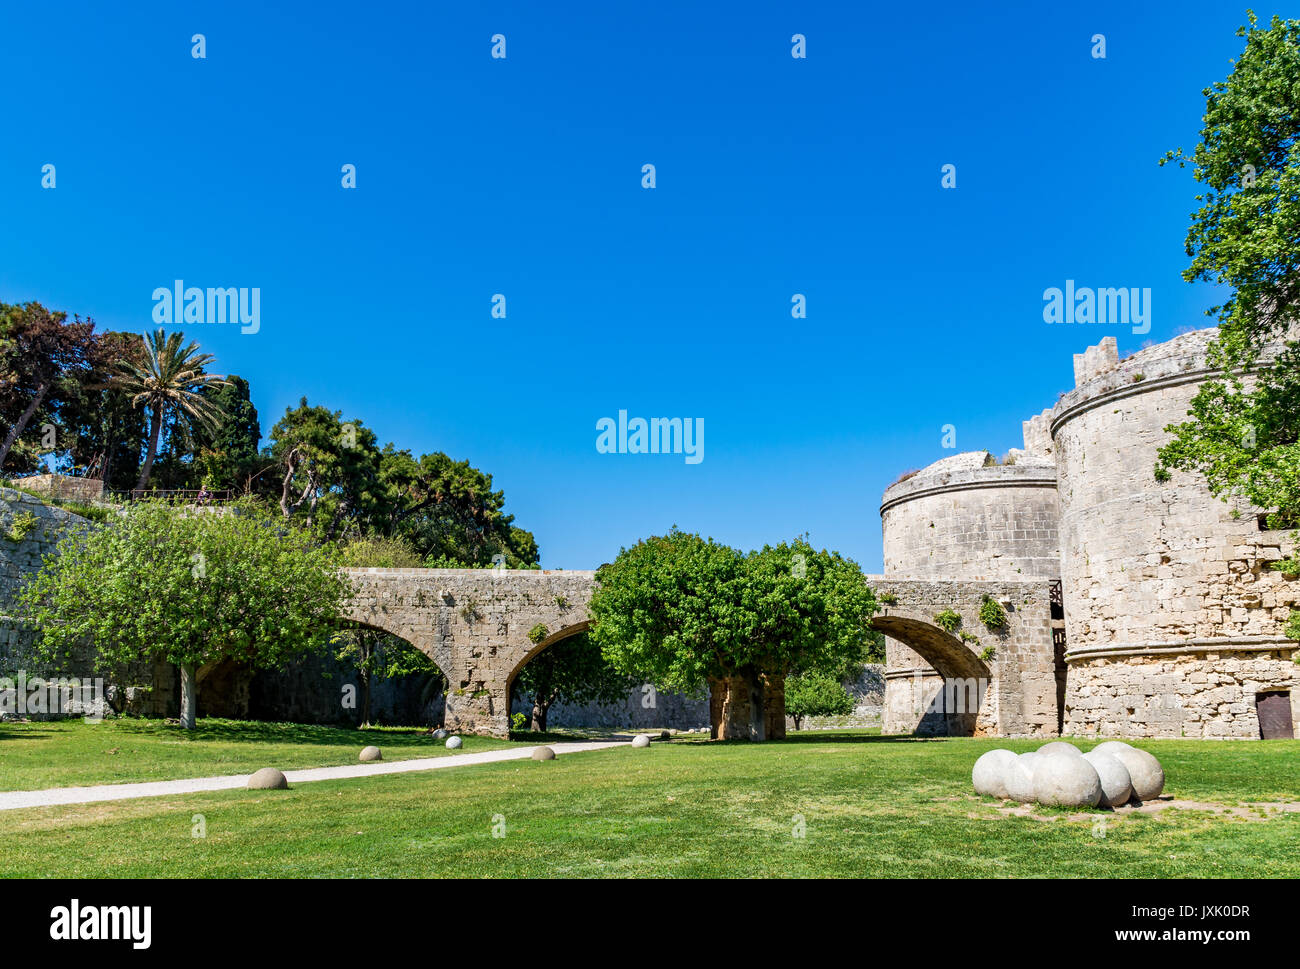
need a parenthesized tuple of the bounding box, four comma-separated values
(1037, 741, 1082, 757)
(972, 749, 1019, 799)
(247, 767, 288, 790)
(531, 746, 556, 761)
(1107, 746, 1164, 801)
(445, 736, 463, 750)
(1092, 740, 1134, 758)
(631, 734, 651, 748)
(432, 728, 449, 740)
(359, 746, 382, 762)
(1032, 754, 1102, 808)
(1004, 758, 1037, 803)
(1082, 750, 1133, 807)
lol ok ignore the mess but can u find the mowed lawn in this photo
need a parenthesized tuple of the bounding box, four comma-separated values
(0, 718, 524, 790)
(2, 726, 1298, 877)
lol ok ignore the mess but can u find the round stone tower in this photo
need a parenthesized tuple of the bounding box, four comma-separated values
(1052, 330, 1298, 738)
(879, 437, 1061, 734)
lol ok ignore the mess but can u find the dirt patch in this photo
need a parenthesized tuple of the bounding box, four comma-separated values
(962, 795, 1300, 823)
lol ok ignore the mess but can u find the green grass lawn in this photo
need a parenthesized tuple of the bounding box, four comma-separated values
(0, 718, 526, 790)
(2, 726, 1297, 877)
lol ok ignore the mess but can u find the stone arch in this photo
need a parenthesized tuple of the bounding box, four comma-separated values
(328, 618, 452, 726)
(871, 615, 992, 736)
(503, 620, 592, 729)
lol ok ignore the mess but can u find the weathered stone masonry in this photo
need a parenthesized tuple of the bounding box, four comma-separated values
(880, 328, 1299, 739)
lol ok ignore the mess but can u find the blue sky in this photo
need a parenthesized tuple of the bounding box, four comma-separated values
(0, 1, 1266, 570)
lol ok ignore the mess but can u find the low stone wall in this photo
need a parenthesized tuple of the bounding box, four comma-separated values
(11, 474, 104, 503)
(0, 487, 89, 670)
(1064, 641, 1299, 739)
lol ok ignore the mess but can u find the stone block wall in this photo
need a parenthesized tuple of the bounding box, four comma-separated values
(11, 474, 105, 503)
(1066, 645, 1299, 739)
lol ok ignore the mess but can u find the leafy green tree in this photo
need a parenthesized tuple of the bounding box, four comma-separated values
(1156, 12, 1300, 638)
(785, 672, 854, 730)
(589, 530, 877, 740)
(270, 399, 382, 539)
(53, 330, 147, 490)
(112, 329, 230, 492)
(510, 631, 638, 731)
(0, 302, 98, 473)
(154, 374, 263, 492)
(18, 499, 347, 728)
(377, 446, 539, 566)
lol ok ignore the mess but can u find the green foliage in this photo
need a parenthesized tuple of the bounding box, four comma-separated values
(112, 329, 230, 492)
(511, 631, 637, 730)
(511, 712, 527, 731)
(589, 529, 878, 695)
(978, 594, 1008, 629)
(1156, 13, 1300, 539)
(979, 646, 997, 663)
(878, 591, 898, 606)
(339, 534, 423, 569)
(4, 510, 39, 543)
(784, 671, 854, 728)
(17, 499, 348, 719)
(958, 630, 980, 647)
(933, 609, 962, 633)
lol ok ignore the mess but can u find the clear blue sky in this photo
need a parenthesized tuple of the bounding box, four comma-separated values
(0, 1, 1265, 570)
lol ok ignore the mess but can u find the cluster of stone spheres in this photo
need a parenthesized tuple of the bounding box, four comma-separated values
(972, 741, 1165, 809)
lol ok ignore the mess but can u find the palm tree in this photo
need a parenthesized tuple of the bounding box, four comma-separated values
(114, 329, 230, 492)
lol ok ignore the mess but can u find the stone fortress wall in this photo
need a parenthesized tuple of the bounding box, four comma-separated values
(881, 328, 1299, 739)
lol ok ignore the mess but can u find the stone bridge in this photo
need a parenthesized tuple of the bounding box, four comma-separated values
(344, 568, 1060, 739)
(343, 568, 597, 737)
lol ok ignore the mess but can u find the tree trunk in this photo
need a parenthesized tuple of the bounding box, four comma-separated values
(180, 663, 198, 729)
(762, 673, 787, 740)
(0, 380, 49, 471)
(530, 697, 549, 732)
(134, 406, 162, 492)
(708, 677, 726, 740)
(713, 670, 763, 740)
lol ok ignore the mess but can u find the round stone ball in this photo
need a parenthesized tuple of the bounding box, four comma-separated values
(631, 734, 651, 748)
(247, 767, 288, 790)
(359, 746, 382, 762)
(1004, 759, 1037, 803)
(445, 736, 463, 750)
(659, 730, 671, 740)
(531, 746, 556, 761)
(1092, 740, 1134, 758)
(972, 749, 1019, 799)
(1032, 754, 1102, 808)
(1082, 750, 1133, 807)
(1107, 746, 1164, 801)
(1037, 741, 1082, 757)
(432, 728, 449, 740)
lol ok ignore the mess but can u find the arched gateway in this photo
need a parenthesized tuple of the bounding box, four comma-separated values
(343, 568, 1059, 739)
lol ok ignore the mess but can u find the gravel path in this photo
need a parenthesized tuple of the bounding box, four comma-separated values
(0, 740, 627, 812)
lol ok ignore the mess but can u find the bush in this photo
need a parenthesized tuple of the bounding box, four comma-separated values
(978, 594, 1009, 630)
(933, 609, 962, 633)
